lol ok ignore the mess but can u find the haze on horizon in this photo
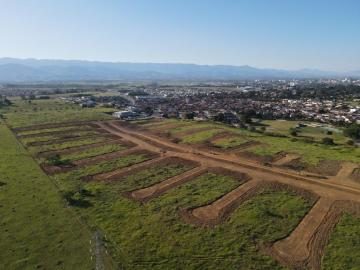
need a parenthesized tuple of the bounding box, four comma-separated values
(1, 0, 359, 72)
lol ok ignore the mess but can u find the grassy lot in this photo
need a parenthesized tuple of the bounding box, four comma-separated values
(19, 130, 101, 145)
(61, 143, 127, 161)
(29, 137, 108, 153)
(263, 120, 347, 144)
(0, 98, 114, 128)
(181, 128, 224, 144)
(212, 136, 249, 149)
(59, 169, 312, 269)
(54, 154, 153, 191)
(0, 122, 94, 269)
(322, 213, 360, 270)
(16, 125, 93, 136)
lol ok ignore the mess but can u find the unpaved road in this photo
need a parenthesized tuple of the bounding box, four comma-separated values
(98, 121, 360, 202)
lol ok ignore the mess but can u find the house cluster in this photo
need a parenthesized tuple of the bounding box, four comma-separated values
(130, 86, 360, 125)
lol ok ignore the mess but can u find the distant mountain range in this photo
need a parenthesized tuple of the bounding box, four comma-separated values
(0, 58, 359, 82)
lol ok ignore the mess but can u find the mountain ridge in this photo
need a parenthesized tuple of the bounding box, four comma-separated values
(0, 58, 358, 82)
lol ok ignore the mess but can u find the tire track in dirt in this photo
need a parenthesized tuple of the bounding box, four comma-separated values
(272, 153, 300, 166)
(127, 166, 208, 203)
(328, 162, 360, 188)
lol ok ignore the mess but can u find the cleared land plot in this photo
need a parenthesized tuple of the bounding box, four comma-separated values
(91, 156, 198, 182)
(20, 129, 103, 145)
(211, 134, 250, 149)
(127, 166, 208, 202)
(29, 136, 116, 153)
(70, 176, 312, 269)
(181, 128, 224, 144)
(61, 142, 130, 161)
(36, 139, 129, 158)
(58, 153, 155, 189)
(16, 125, 95, 137)
(0, 122, 94, 269)
(43, 149, 157, 175)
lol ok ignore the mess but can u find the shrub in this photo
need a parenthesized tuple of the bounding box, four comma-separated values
(45, 154, 71, 166)
(347, 139, 354, 146)
(322, 137, 335, 145)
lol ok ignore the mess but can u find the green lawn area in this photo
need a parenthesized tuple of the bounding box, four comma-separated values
(0, 122, 94, 269)
(0, 98, 114, 128)
(212, 136, 249, 149)
(322, 213, 360, 270)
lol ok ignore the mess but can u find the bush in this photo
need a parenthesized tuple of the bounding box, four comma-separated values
(344, 124, 360, 139)
(347, 139, 354, 146)
(290, 130, 298, 136)
(322, 137, 335, 145)
(45, 154, 71, 166)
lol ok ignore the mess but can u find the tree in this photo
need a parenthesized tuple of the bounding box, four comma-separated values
(290, 129, 298, 136)
(213, 113, 225, 122)
(144, 106, 153, 116)
(185, 112, 195, 120)
(344, 124, 360, 139)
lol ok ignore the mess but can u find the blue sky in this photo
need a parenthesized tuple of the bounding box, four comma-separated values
(0, 0, 359, 71)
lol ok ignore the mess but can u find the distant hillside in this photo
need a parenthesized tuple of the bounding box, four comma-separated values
(0, 58, 357, 82)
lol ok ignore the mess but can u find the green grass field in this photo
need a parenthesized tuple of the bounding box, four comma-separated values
(16, 125, 93, 136)
(19, 130, 101, 145)
(0, 98, 114, 128)
(29, 137, 108, 153)
(322, 213, 360, 270)
(181, 128, 224, 143)
(0, 122, 94, 269)
(60, 143, 127, 161)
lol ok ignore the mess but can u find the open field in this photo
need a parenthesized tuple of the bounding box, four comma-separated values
(0, 98, 114, 128)
(0, 122, 95, 269)
(3, 100, 360, 270)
